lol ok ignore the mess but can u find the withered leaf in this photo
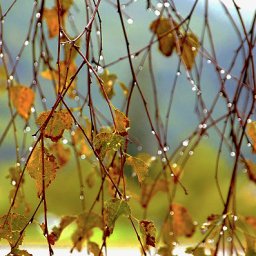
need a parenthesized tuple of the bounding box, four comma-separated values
(6, 249, 32, 256)
(36, 110, 73, 142)
(150, 17, 178, 56)
(44, 7, 60, 38)
(126, 154, 149, 183)
(26, 147, 59, 197)
(88, 241, 103, 256)
(242, 159, 256, 183)
(104, 198, 131, 235)
(185, 247, 208, 256)
(178, 33, 199, 70)
(114, 108, 130, 136)
(171, 203, 195, 237)
(99, 69, 117, 99)
(48, 215, 76, 245)
(247, 122, 256, 153)
(10, 85, 35, 120)
(0, 65, 7, 94)
(72, 212, 103, 252)
(0, 213, 28, 247)
(93, 132, 124, 159)
(140, 220, 156, 247)
(49, 142, 71, 167)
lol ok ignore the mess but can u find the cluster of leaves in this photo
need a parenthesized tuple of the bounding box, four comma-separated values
(0, 0, 255, 255)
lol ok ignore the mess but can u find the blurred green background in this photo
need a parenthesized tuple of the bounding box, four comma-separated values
(0, 0, 256, 248)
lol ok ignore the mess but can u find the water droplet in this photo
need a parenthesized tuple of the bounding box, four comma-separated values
(182, 139, 189, 147)
(42, 97, 46, 103)
(223, 226, 228, 231)
(207, 239, 214, 244)
(230, 151, 236, 157)
(176, 71, 181, 76)
(227, 102, 232, 108)
(0, 53, 3, 58)
(80, 154, 86, 160)
(220, 69, 225, 74)
(16, 56, 20, 60)
(79, 194, 84, 200)
(1, 19, 5, 24)
(25, 126, 31, 132)
(31, 106, 35, 113)
(157, 150, 162, 155)
(227, 237, 232, 242)
(207, 59, 211, 64)
(127, 18, 133, 24)
(62, 138, 68, 144)
(96, 30, 101, 36)
(226, 74, 231, 80)
(24, 40, 29, 46)
(21, 157, 26, 162)
(151, 156, 156, 161)
(203, 108, 208, 114)
(34, 61, 38, 67)
(163, 146, 169, 151)
(189, 151, 194, 156)
(11, 180, 16, 186)
(156, 2, 163, 8)
(247, 143, 251, 147)
(247, 119, 252, 123)
(139, 65, 143, 70)
(154, 10, 160, 16)
(75, 96, 80, 101)
(191, 47, 196, 51)
(172, 163, 177, 168)
(99, 55, 104, 61)
(164, 2, 170, 7)
(9, 75, 14, 80)
(233, 215, 238, 221)
(16, 162, 20, 167)
(137, 145, 143, 151)
(202, 123, 207, 129)
(37, 22, 41, 27)
(151, 130, 156, 135)
(29, 146, 33, 151)
(179, 151, 184, 156)
(161, 157, 166, 162)
(36, 12, 41, 19)
(170, 211, 174, 215)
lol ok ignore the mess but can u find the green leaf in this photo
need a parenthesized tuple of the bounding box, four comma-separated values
(93, 132, 124, 159)
(26, 147, 59, 197)
(6, 248, 32, 256)
(126, 154, 149, 183)
(104, 198, 131, 235)
(36, 110, 73, 142)
(48, 215, 76, 245)
(139, 220, 156, 247)
(0, 213, 28, 247)
(72, 212, 103, 252)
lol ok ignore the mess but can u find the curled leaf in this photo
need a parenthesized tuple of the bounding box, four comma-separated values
(126, 154, 149, 183)
(150, 17, 178, 56)
(26, 147, 59, 197)
(99, 69, 117, 99)
(114, 108, 130, 136)
(139, 220, 156, 247)
(88, 241, 103, 256)
(36, 110, 73, 142)
(10, 85, 35, 120)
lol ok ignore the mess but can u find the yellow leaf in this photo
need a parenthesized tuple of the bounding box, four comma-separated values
(10, 85, 35, 120)
(88, 242, 103, 256)
(114, 108, 130, 136)
(178, 33, 199, 70)
(99, 69, 117, 99)
(44, 7, 60, 38)
(27, 147, 59, 197)
(36, 110, 73, 142)
(126, 154, 149, 183)
(0, 65, 7, 94)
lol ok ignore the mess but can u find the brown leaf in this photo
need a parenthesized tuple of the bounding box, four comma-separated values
(150, 17, 178, 56)
(242, 159, 256, 183)
(178, 33, 199, 70)
(26, 147, 59, 197)
(10, 85, 35, 120)
(140, 220, 156, 247)
(36, 110, 73, 142)
(88, 241, 103, 256)
(49, 142, 71, 167)
(247, 122, 256, 153)
(44, 7, 60, 38)
(171, 203, 195, 237)
(114, 108, 130, 136)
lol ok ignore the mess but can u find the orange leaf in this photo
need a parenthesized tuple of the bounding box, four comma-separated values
(36, 110, 73, 142)
(49, 142, 71, 167)
(247, 122, 256, 153)
(10, 85, 35, 120)
(171, 203, 195, 237)
(44, 7, 60, 38)
(242, 159, 256, 183)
